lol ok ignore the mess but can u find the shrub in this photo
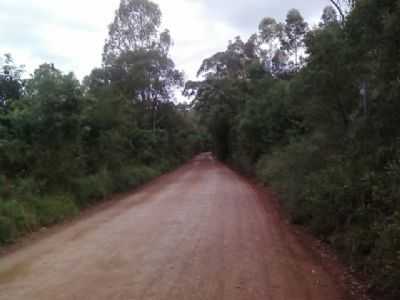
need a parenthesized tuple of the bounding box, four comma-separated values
(133, 165, 160, 184)
(302, 163, 354, 236)
(109, 167, 138, 192)
(256, 143, 400, 299)
(0, 175, 10, 199)
(256, 137, 325, 222)
(31, 195, 79, 226)
(0, 200, 38, 243)
(0, 216, 17, 244)
(73, 164, 163, 205)
(73, 168, 114, 206)
(368, 214, 400, 299)
(154, 160, 172, 174)
(111, 165, 160, 192)
(11, 177, 41, 201)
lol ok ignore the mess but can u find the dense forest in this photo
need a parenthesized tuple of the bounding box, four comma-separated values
(187, 0, 400, 299)
(0, 1, 205, 244)
(1, 0, 400, 299)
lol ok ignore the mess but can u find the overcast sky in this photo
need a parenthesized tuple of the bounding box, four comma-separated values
(0, 0, 329, 94)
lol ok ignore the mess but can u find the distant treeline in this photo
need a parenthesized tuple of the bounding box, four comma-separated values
(187, 1, 400, 299)
(0, 0, 207, 245)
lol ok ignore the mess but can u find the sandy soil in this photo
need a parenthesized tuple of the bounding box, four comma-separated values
(0, 153, 350, 300)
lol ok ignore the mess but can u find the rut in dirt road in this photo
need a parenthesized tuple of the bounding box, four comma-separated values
(0, 154, 348, 300)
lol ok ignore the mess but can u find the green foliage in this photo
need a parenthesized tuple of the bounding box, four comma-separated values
(109, 164, 161, 192)
(256, 136, 324, 222)
(303, 162, 354, 236)
(281, 9, 308, 67)
(103, 0, 163, 64)
(0, 198, 39, 243)
(0, 216, 17, 243)
(30, 195, 79, 226)
(73, 168, 114, 206)
(191, 2, 400, 298)
(0, 176, 9, 199)
(11, 178, 40, 200)
(0, 54, 24, 110)
(0, 0, 203, 246)
(0, 200, 37, 241)
(238, 79, 292, 162)
(370, 213, 400, 298)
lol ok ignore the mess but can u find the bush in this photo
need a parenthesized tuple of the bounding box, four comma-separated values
(132, 165, 160, 184)
(0, 175, 10, 199)
(0, 163, 165, 245)
(154, 160, 173, 174)
(0, 200, 37, 243)
(255, 143, 400, 299)
(111, 165, 160, 192)
(109, 166, 139, 192)
(0, 216, 17, 243)
(73, 164, 163, 206)
(11, 177, 41, 201)
(256, 137, 325, 222)
(31, 195, 79, 226)
(0, 200, 37, 231)
(73, 168, 114, 206)
(369, 213, 400, 298)
(303, 163, 354, 236)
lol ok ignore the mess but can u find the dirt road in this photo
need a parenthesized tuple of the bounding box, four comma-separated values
(0, 154, 348, 300)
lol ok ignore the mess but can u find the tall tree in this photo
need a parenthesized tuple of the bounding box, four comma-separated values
(329, 0, 356, 22)
(281, 9, 308, 68)
(103, 0, 162, 64)
(320, 6, 339, 27)
(0, 54, 24, 110)
(258, 17, 284, 72)
(259, 17, 281, 43)
(109, 49, 183, 131)
(100, 0, 183, 133)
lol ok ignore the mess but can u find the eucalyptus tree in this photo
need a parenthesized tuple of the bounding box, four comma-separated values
(110, 49, 183, 131)
(320, 6, 339, 27)
(101, 0, 183, 133)
(258, 17, 282, 67)
(103, 0, 162, 64)
(280, 9, 308, 68)
(329, 0, 356, 22)
(0, 54, 24, 111)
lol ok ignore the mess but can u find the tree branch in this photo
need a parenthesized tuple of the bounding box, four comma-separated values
(329, 0, 345, 23)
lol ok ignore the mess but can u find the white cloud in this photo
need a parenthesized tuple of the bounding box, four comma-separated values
(0, 0, 119, 78)
(157, 0, 239, 80)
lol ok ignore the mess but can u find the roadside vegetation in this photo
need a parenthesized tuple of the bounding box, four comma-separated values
(187, 1, 400, 298)
(1, 0, 399, 298)
(0, 1, 206, 245)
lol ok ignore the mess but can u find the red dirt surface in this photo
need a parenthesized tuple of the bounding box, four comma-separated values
(0, 154, 356, 300)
